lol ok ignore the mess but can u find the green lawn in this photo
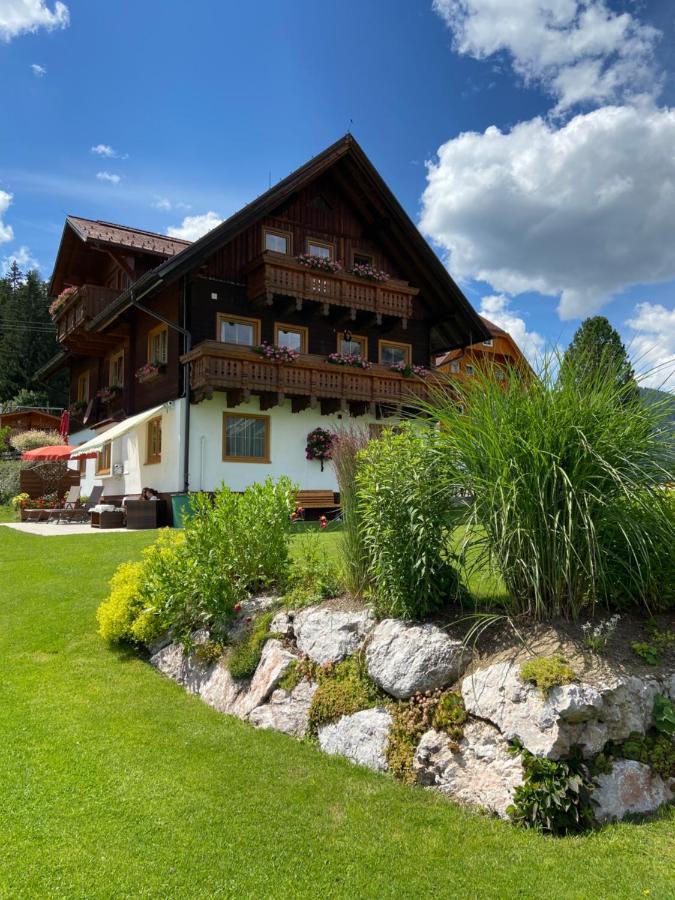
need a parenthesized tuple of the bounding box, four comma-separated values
(0, 527, 672, 898)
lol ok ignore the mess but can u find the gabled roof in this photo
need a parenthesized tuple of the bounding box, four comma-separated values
(88, 135, 489, 353)
(481, 316, 507, 337)
(66, 216, 190, 257)
(436, 315, 533, 374)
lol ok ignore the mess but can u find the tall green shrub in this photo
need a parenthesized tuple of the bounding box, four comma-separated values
(356, 426, 464, 619)
(421, 355, 674, 619)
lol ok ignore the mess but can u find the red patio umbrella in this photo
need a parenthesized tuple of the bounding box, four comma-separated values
(21, 445, 96, 461)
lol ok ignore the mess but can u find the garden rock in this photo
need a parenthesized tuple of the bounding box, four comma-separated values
(249, 680, 318, 737)
(413, 720, 524, 818)
(199, 663, 242, 714)
(318, 707, 392, 771)
(231, 639, 296, 718)
(270, 609, 293, 637)
(229, 595, 280, 642)
(294, 607, 373, 664)
(461, 661, 665, 759)
(150, 630, 211, 695)
(366, 619, 471, 699)
(593, 760, 673, 823)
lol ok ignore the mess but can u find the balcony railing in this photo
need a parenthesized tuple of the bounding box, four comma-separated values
(246, 252, 418, 322)
(52, 284, 119, 343)
(181, 342, 440, 409)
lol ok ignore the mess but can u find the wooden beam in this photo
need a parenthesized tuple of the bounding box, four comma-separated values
(105, 250, 135, 282)
(291, 396, 312, 413)
(259, 391, 285, 411)
(226, 388, 251, 409)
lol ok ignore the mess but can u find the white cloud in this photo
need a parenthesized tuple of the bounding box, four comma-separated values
(2, 244, 39, 272)
(0, 0, 69, 41)
(624, 301, 675, 389)
(167, 211, 222, 241)
(91, 143, 128, 159)
(420, 105, 675, 320)
(0, 189, 14, 244)
(152, 196, 172, 211)
(479, 294, 546, 365)
(432, 0, 660, 112)
(30, 62, 46, 76)
(96, 171, 121, 185)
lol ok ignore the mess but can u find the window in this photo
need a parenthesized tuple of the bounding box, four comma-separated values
(337, 332, 368, 358)
(483, 339, 494, 347)
(274, 323, 307, 353)
(264, 229, 290, 254)
(307, 239, 333, 259)
(353, 251, 373, 267)
(379, 340, 411, 366)
(466, 364, 475, 376)
(146, 416, 162, 464)
(96, 442, 111, 475)
(217, 314, 260, 346)
(147, 324, 168, 365)
(223, 413, 270, 463)
(78, 457, 87, 475)
(109, 350, 124, 386)
(449, 361, 460, 374)
(77, 371, 90, 402)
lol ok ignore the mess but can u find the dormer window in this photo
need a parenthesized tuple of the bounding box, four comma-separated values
(264, 229, 290, 254)
(307, 239, 333, 259)
(483, 339, 494, 347)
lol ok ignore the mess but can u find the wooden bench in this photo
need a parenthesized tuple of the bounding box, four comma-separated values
(295, 490, 339, 510)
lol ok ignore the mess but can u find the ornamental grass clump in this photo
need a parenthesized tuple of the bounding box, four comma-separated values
(331, 426, 371, 597)
(356, 425, 465, 619)
(419, 353, 675, 620)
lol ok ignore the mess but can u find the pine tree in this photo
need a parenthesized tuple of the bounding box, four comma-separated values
(0, 266, 67, 406)
(560, 316, 639, 401)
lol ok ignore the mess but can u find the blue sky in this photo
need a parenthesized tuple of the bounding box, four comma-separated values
(1, 0, 674, 386)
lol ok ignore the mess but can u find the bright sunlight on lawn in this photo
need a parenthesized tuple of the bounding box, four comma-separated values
(0, 526, 672, 898)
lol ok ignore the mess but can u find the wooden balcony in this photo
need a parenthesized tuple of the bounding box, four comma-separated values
(52, 284, 119, 344)
(246, 252, 418, 324)
(181, 342, 440, 415)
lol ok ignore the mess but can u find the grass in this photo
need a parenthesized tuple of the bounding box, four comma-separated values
(0, 527, 673, 898)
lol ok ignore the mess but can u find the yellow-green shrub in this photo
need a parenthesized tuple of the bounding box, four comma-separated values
(97, 561, 144, 643)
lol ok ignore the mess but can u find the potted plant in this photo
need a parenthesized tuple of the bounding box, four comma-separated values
(327, 352, 372, 369)
(305, 427, 334, 472)
(69, 399, 88, 417)
(135, 361, 166, 383)
(48, 285, 78, 318)
(296, 253, 343, 274)
(253, 342, 300, 363)
(96, 384, 123, 403)
(349, 263, 389, 282)
(389, 362, 431, 378)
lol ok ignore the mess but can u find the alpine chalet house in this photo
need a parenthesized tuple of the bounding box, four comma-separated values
(436, 317, 533, 382)
(41, 136, 488, 515)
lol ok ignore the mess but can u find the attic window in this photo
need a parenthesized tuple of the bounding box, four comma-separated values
(483, 339, 494, 347)
(312, 195, 331, 210)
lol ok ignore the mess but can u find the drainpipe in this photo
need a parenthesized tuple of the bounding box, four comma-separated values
(129, 277, 192, 493)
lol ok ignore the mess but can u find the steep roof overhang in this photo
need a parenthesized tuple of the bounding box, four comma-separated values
(88, 135, 489, 351)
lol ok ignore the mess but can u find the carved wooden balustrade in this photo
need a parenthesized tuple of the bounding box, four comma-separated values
(181, 342, 443, 414)
(52, 284, 119, 343)
(246, 252, 418, 324)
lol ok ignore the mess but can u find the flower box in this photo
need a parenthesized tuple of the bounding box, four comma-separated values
(253, 342, 299, 363)
(327, 352, 372, 369)
(135, 363, 166, 383)
(296, 253, 343, 274)
(389, 362, 430, 378)
(349, 264, 389, 283)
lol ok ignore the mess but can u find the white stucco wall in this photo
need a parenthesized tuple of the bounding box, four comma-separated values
(189, 394, 388, 493)
(68, 402, 185, 498)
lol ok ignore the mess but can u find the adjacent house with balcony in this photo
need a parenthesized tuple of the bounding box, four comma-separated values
(39, 135, 488, 509)
(436, 316, 533, 383)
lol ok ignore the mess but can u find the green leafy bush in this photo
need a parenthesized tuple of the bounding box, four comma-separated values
(195, 640, 227, 666)
(507, 748, 595, 835)
(96, 561, 145, 643)
(308, 654, 381, 734)
(227, 611, 276, 680)
(386, 689, 467, 783)
(278, 655, 319, 692)
(356, 426, 464, 619)
(0, 460, 22, 504)
(520, 656, 577, 695)
(421, 354, 675, 619)
(606, 731, 675, 781)
(653, 694, 675, 738)
(9, 429, 62, 453)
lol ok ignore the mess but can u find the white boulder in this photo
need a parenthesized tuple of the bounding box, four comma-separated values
(413, 720, 524, 818)
(294, 607, 373, 665)
(199, 662, 243, 714)
(150, 629, 212, 695)
(230, 639, 296, 718)
(366, 619, 471, 699)
(318, 707, 392, 771)
(461, 661, 665, 759)
(593, 760, 673, 823)
(249, 680, 318, 737)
